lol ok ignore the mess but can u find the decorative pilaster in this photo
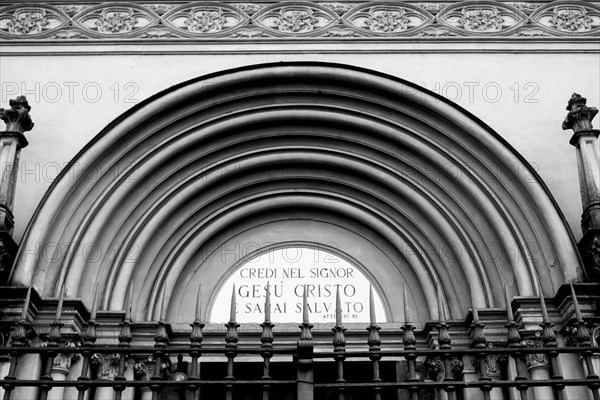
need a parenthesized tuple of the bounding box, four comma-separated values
(563, 93, 600, 280)
(0, 96, 32, 283)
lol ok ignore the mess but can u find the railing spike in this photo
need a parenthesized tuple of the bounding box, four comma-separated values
(470, 287, 480, 322)
(119, 283, 134, 346)
(403, 286, 410, 324)
(190, 282, 205, 345)
(569, 283, 583, 321)
(402, 286, 416, 350)
(335, 285, 342, 327)
(195, 283, 202, 322)
(503, 283, 514, 323)
(535, 275, 549, 322)
(90, 283, 98, 321)
(436, 283, 452, 352)
(504, 283, 521, 347)
(154, 289, 170, 347)
(230, 283, 237, 323)
(299, 285, 313, 341)
(470, 287, 486, 349)
(570, 284, 591, 347)
(265, 282, 271, 323)
(124, 282, 133, 321)
(55, 284, 65, 321)
(369, 285, 376, 326)
(20, 286, 31, 321)
(302, 284, 309, 324)
(367, 285, 381, 352)
(160, 288, 168, 323)
(436, 283, 445, 323)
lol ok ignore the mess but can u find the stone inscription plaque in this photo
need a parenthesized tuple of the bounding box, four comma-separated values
(209, 247, 386, 323)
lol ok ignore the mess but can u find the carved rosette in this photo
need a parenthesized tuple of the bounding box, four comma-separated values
(531, 3, 600, 34)
(437, 3, 527, 35)
(163, 4, 249, 36)
(0, 5, 68, 37)
(343, 4, 433, 35)
(74, 4, 158, 37)
(253, 3, 338, 35)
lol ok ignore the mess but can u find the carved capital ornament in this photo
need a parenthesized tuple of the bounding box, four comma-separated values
(0, 96, 34, 134)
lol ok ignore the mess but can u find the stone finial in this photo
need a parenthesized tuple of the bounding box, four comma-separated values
(0, 96, 34, 133)
(562, 93, 598, 133)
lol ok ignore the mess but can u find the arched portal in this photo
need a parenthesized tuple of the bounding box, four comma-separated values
(10, 62, 582, 327)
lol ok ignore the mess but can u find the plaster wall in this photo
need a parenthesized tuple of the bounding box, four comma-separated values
(0, 52, 598, 243)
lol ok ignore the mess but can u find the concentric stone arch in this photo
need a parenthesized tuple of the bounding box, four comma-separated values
(10, 62, 582, 326)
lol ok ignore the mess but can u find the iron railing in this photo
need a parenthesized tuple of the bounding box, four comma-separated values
(0, 283, 599, 400)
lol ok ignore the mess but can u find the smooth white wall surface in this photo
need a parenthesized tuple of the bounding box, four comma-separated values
(1, 52, 598, 242)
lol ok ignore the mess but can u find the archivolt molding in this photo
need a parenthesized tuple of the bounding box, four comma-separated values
(9, 63, 582, 325)
(0, 0, 598, 40)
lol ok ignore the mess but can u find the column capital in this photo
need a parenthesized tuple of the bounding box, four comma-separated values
(0, 96, 34, 135)
(91, 353, 121, 380)
(563, 93, 598, 136)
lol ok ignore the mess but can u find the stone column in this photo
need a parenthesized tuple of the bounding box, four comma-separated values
(13, 352, 42, 400)
(0, 96, 32, 282)
(64, 354, 90, 400)
(562, 93, 600, 280)
(47, 352, 78, 400)
(461, 355, 480, 400)
(0, 352, 9, 399)
(527, 353, 553, 400)
(91, 353, 120, 400)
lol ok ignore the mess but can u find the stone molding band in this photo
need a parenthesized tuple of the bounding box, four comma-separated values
(0, 0, 599, 42)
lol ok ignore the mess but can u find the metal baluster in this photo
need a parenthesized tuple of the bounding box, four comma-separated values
(332, 286, 346, 400)
(402, 287, 418, 400)
(436, 285, 455, 400)
(224, 284, 239, 400)
(297, 286, 314, 400)
(3, 287, 31, 400)
(505, 284, 528, 400)
(261, 282, 274, 400)
(188, 284, 204, 398)
(536, 276, 564, 400)
(40, 284, 65, 400)
(570, 284, 600, 400)
(151, 290, 170, 400)
(114, 282, 134, 400)
(366, 286, 382, 400)
(470, 289, 491, 400)
(77, 285, 98, 400)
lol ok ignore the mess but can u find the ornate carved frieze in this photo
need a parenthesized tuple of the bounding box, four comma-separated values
(252, 3, 338, 35)
(342, 3, 433, 35)
(73, 4, 159, 37)
(531, 3, 600, 34)
(0, 0, 599, 40)
(163, 4, 249, 36)
(436, 3, 527, 34)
